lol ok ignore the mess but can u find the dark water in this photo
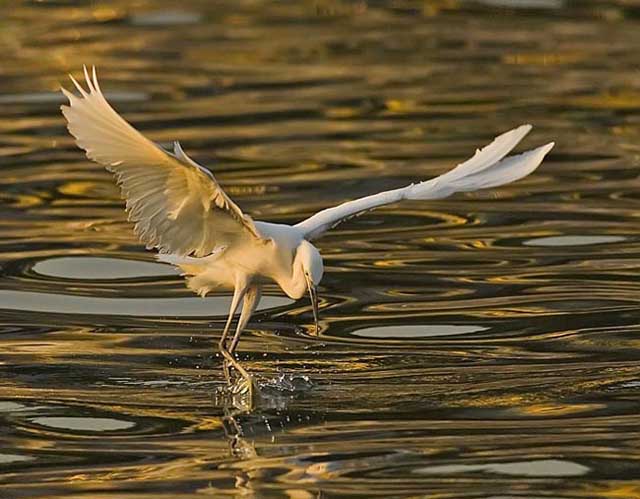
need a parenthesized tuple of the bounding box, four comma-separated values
(2, 0, 640, 497)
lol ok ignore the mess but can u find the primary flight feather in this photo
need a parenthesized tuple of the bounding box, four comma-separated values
(61, 66, 554, 397)
(61, 66, 262, 257)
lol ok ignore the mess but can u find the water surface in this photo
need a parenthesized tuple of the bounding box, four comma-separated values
(1, 1, 640, 497)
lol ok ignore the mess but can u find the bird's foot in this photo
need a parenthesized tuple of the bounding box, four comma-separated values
(226, 371, 259, 411)
(230, 373, 256, 396)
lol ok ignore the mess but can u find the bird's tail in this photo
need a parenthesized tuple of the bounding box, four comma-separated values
(156, 253, 186, 266)
(155, 252, 223, 297)
(155, 247, 226, 266)
(405, 125, 554, 200)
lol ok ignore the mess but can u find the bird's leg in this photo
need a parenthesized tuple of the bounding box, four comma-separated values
(218, 281, 262, 403)
(222, 356, 232, 384)
(223, 285, 262, 403)
(218, 283, 250, 384)
(229, 285, 262, 354)
(219, 284, 245, 351)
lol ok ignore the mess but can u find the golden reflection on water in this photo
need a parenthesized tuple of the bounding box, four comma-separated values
(2, 0, 640, 497)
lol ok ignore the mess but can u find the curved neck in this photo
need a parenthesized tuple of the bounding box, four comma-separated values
(277, 260, 307, 300)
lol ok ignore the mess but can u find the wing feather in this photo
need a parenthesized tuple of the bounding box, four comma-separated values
(295, 125, 553, 240)
(61, 66, 263, 257)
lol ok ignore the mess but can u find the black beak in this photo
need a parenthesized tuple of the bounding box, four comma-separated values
(305, 276, 320, 334)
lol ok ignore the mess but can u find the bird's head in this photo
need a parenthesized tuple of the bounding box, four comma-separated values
(294, 240, 324, 333)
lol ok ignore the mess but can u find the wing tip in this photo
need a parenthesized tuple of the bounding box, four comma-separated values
(533, 141, 555, 159)
(531, 141, 554, 169)
(509, 123, 532, 141)
(507, 140, 554, 179)
(518, 123, 532, 133)
(59, 85, 74, 107)
(61, 65, 101, 99)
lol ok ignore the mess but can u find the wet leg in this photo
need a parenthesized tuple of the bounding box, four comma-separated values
(229, 285, 262, 354)
(218, 284, 251, 384)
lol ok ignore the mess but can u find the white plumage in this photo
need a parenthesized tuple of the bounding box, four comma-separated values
(61, 66, 554, 397)
(61, 67, 261, 258)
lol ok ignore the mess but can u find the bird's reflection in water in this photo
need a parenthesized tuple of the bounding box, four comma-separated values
(212, 377, 319, 498)
(222, 405, 257, 461)
(215, 370, 313, 437)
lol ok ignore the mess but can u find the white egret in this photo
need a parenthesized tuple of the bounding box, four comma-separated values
(61, 67, 554, 396)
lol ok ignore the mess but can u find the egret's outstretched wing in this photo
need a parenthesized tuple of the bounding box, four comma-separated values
(61, 66, 264, 257)
(295, 125, 553, 240)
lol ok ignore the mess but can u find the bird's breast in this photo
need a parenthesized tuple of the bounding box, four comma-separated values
(223, 236, 292, 282)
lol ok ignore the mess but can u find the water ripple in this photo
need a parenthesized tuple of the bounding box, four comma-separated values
(1, 0, 640, 497)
